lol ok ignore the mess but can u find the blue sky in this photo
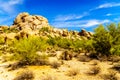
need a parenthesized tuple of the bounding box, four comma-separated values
(0, 0, 120, 31)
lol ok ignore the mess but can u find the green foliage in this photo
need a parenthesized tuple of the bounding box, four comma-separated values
(72, 39, 85, 52)
(11, 36, 49, 64)
(0, 36, 4, 45)
(47, 37, 73, 49)
(14, 36, 48, 52)
(84, 39, 94, 53)
(57, 38, 73, 49)
(39, 27, 50, 33)
(93, 24, 112, 55)
(47, 36, 89, 52)
(93, 23, 120, 56)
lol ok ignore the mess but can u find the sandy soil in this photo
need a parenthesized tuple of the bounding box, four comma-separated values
(0, 56, 120, 80)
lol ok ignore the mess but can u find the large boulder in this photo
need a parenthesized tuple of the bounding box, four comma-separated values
(11, 12, 49, 31)
(78, 29, 93, 39)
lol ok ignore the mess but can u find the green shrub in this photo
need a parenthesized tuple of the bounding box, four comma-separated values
(47, 37, 88, 52)
(47, 37, 58, 46)
(72, 39, 85, 52)
(84, 39, 94, 53)
(56, 37, 73, 49)
(0, 36, 5, 45)
(93, 23, 120, 56)
(14, 36, 49, 52)
(39, 27, 51, 33)
(93, 24, 112, 56)
(11, 36, 49, 65)
(47, 37, 73, 49)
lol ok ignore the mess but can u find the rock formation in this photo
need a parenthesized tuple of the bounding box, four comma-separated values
(78, 29, 93, 39)
(0, 12, 93, 42)
(10, 12, 49, 31)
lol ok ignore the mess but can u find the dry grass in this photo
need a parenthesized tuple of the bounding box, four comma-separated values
(112, 63, 120, 73)
(13, 70, 34, 80)
(77, 55, 91, 62)
(100, 71, 118, 80)
(50, 61, 61, 69)
(40, 74, 57, 80)
(66, 68, 80, 76)
(87, 66, 101, 75)
(90, 60, 99, 65)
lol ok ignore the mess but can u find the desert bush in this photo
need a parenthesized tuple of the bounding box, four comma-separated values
(87, 66, 101, 75)
(93, 24, 112, 56)
(66, 68, 80, 76)
(47, 37, 88, 52)
(13, 36, 49, 52)
(58, 50, 73, 60)
(77, 55, 91, 62)
(101, 71, 118, 80)
(47, 37, 58, 46)
(56, 37, 73, 49)
(72, 39, 85, 52)
(39, 27, 51, 33)
(50, 61, 61, 69)
(112, 63, 120, 72)
(11, 52, 49, 66)
(90, 60, 98, 65)
(108, 56, 120, 62)
(83, 39, 95, 53)
(11, 36, 49, 65)
(13, 70, 34, 80)
(0, 36, 5, 45)
(93, 23, 120, 56)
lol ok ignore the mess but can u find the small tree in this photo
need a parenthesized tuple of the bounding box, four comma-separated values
(93, 24, 113, 56)
(93, 23, 120, 56)
(12, 36, 49, 65)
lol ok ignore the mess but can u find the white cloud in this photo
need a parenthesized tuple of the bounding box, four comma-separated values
(90, 2, 120, 11)
(114, 17, 120, 21)
(54, 12, 88, 21)
(0, 0, 23, 14)
(96, 3, 120, 9)
(106, 13, 112, 16)
(80, 20, 110, 27)
(51, 19, 110, 28)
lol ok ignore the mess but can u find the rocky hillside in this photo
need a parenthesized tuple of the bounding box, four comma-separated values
(0, 12, 93, 42)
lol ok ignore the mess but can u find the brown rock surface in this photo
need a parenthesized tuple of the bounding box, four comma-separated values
(12, 12, 49, 31)
(78, 29, 93, 38)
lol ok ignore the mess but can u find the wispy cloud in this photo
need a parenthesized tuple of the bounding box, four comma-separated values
(0, 0, 24, 25)
(80, 19, 110, 27)
(106, 13, 112, 16)
(0, 0, 23, 14)
(54, 12, 88, 21)
(90, 2, 120, 11)
(51, 19, 110, 28)
(96, 3, 120, 9)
